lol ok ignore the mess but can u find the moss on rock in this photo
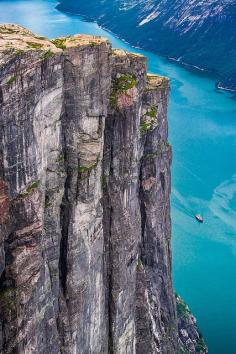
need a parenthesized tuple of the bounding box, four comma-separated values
(26, 41, 44, 49)
(0, 287, 16, 318)
(110, 73, 137, 109)
(145, 106, 158, 118)
(42, 49, 54, 60)
(19, 180, 40, 198)
(176, 295, 191, 319)
(6, 75, 16, 85)
(51, 38, 67, 50)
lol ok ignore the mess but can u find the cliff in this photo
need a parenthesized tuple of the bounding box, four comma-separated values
(0, 24, 206, 354)
(57, 0, 236, 91)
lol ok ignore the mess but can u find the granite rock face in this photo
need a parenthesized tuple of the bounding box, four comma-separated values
(0, 25, 206, 354)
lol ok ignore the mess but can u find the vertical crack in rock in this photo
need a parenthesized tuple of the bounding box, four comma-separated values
(102, 114, 114, 354)
(0, 151, 9, 280)
(59, 160, 70, 296)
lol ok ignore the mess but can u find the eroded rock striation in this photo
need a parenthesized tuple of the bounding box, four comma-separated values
(0, 24, 206, 354)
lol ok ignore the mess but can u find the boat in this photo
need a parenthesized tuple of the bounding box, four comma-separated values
(195, 214, 204, 223)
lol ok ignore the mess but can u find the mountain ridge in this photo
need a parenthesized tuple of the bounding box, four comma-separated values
(57, 0, 236, 90)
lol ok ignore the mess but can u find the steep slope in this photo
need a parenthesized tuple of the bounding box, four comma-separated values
(57, 0, 236, 90)
(0, 24, 206, 354)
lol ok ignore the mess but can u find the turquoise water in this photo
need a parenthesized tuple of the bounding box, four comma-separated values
(1, 1, 236, 353)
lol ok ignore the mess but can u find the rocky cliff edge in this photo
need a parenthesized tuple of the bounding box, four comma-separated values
(0, 24, 207, 354)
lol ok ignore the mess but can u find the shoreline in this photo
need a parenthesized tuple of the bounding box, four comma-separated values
(57, 3, 236, 94)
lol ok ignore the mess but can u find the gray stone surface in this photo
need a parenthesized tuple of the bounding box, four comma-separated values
(0, 25, 207, 354)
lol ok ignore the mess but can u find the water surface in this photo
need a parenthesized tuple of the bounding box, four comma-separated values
(0, 1, 236, 353)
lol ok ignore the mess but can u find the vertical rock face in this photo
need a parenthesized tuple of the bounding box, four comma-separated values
(0, 25, 64, 354)
(136, 75, 176, 354)
(102, 51, 176, 354)
(103, 50, 147, 353)
(58, 36, 112, 354)
(0, 24, 205, 354)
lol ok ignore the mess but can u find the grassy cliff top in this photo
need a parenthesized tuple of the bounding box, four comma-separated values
(0, 24, 59, 52)
(146, 74, 169, 89)
(112, 48, 144, 58)
(0, 24, 166, 89)
(0, 24, 109, 53)
(51, 34, 109, 49)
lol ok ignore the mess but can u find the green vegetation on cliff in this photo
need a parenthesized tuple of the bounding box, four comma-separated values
(110, 73, 137, 108)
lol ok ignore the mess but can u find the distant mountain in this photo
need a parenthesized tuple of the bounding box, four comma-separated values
(57, 0, 236, 90)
